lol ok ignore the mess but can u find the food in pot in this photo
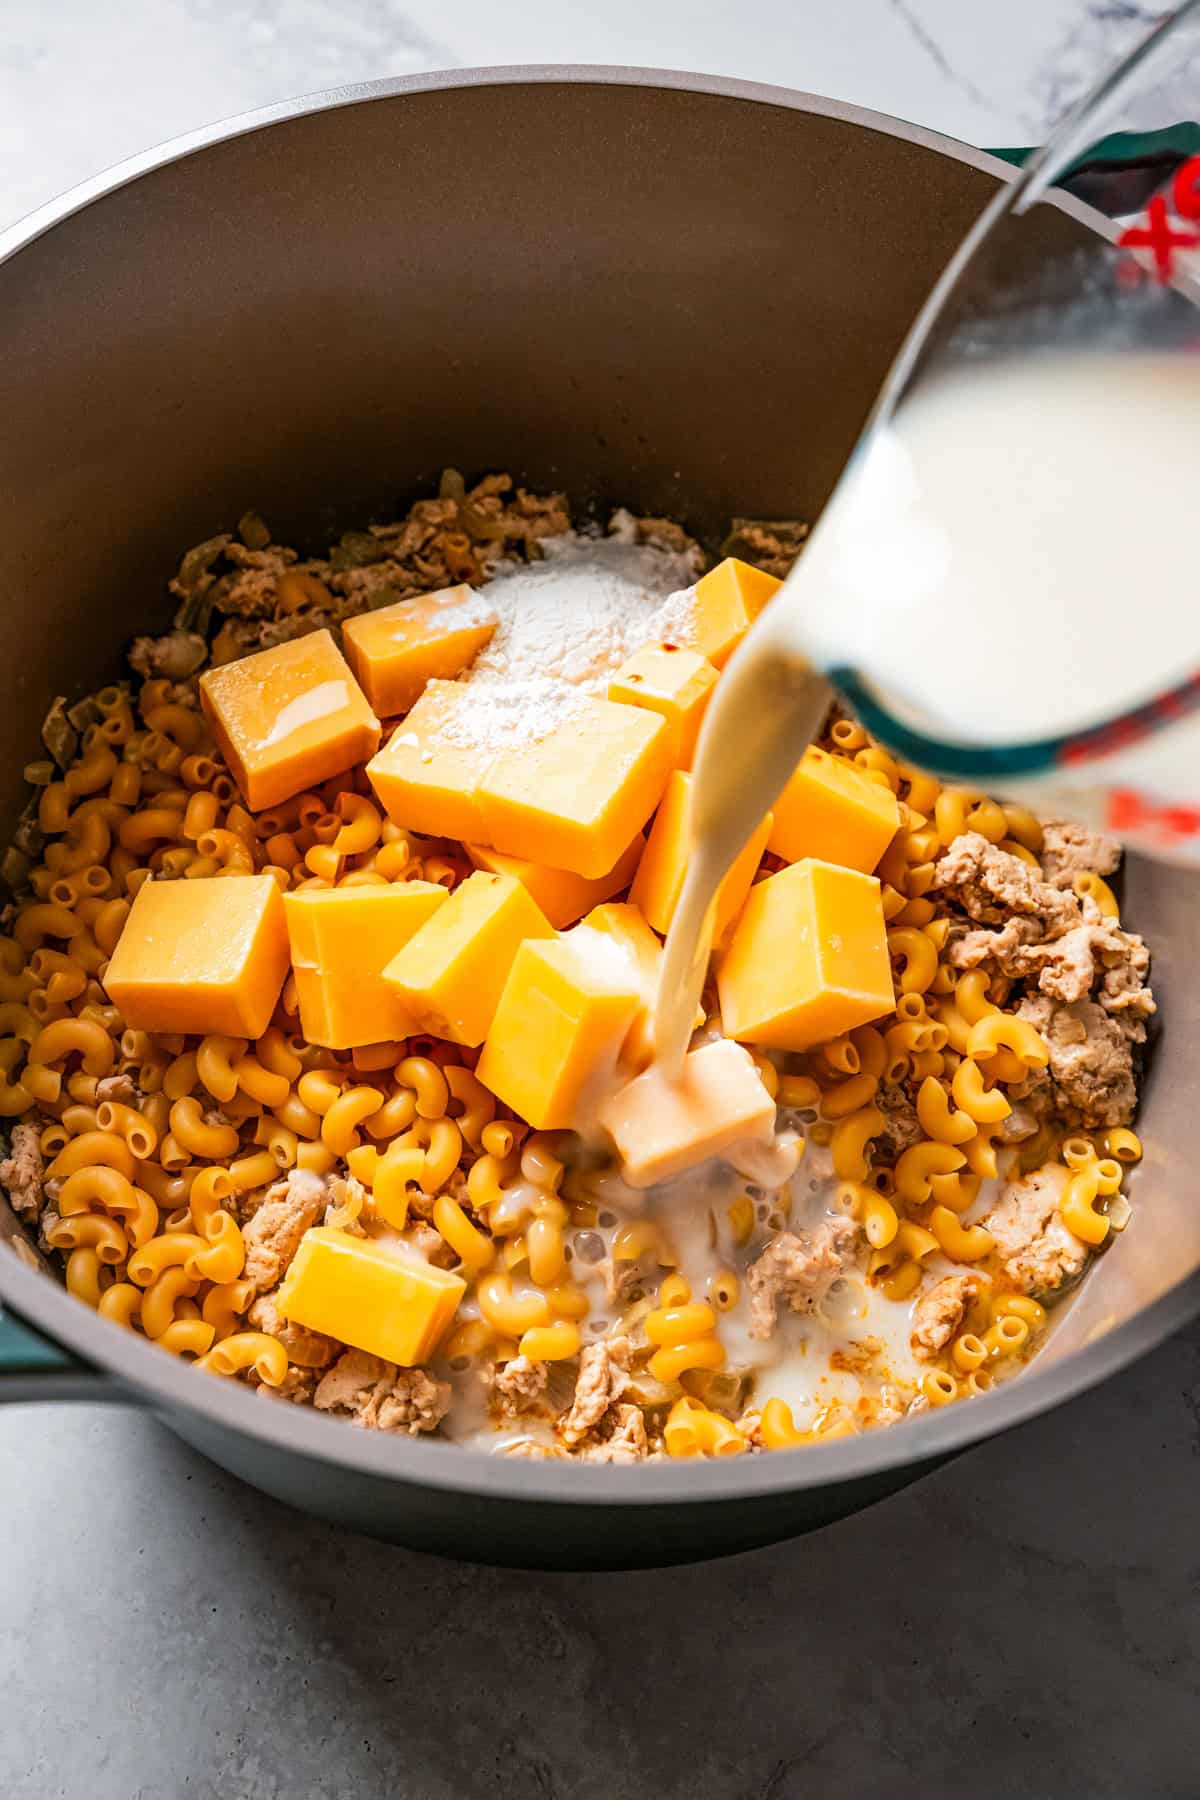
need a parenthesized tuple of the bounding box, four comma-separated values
(0, 473, 1152, 1460)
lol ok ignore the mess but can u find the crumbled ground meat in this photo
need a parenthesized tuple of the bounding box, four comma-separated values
(937, 833, 1153, 1029)
(496, 1438, 564, 1460)
(720, 517, 810, 579)
(1, 1123, 43, 1222)
(910, 1274, 977, 1360)
(492, 1355, 549, 1413)
(559, 1337, 632, 1445)
(998, 1102, 1041, 1144)
(127, 629, 207, 681)
(241, 1169, 327, 1291)
(935, 832, 1080, 935)
(94, 1073, 138, 1106)
(1039, 820, 1122, 889)
(259, 1366, 318, 1406)
(747, 1216, 860, 1339)
(247, 1290, 338, 1370)
(1015, 995, 1139, 1128)
(875, 1084, 923, 1160)
(313, 1349, 450, 1435)
(584, 1403, 650, 1464)
(982, 1163, 1088, 1295)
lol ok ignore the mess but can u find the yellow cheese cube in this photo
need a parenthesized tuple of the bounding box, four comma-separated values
(673, 558, 781, 667)
(465, 833, 644, 930)
(284, 882, 448, 1049)
(382, 871, 555, 1047)
(599, 1039, 776, 1188)
(103, 874, 290, 1038)
(476, 935, 641, 1130)
(769, 745, 900, 871)
(199, 629, 380, 811)
(277, 1227, 465, 1365)
(478, 697, 672, 879)
(607, 643, 718, 767)
(718, 858, 894, 1050)
(366, 680, 492, 843)
(342, 585, 498, 718)
(582, 901, 667, 1070)
(630, 770, 772, 945)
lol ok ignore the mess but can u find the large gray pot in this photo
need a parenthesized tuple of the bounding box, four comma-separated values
(0, 69, 1195, 1569)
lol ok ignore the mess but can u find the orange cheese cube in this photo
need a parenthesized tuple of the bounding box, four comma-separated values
(476, 934, 642, 1130)
(673, 558, 781, 667)
(366, 680, 491, 843)
(718, 858, 894, 1050)
(630, 770, 772, 945)
(382, 871, 555, 1047)
(599, 1039, 776, 1188)
(607, 643, 718, 767)
(199, 630, 380, 811)
(478, 697, 672, 879)
(582, 900, 665, 1070)
(278, 1227, 464, 1365)
(769, 745, 900, 871)
(343, 585, 498, 718)
(103, 874, 289, 1037)
(283, 882, 448, 1048)
(465, 833, 644, 930)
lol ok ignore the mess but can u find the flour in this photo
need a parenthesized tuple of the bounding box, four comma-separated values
(469, 523, 700, 694)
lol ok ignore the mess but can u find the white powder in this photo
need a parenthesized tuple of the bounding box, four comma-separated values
(421, 519, 702, 756)
(470, 523, 700, 693)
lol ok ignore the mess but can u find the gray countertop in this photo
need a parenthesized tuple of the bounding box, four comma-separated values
(2, 3, 1199, 1794)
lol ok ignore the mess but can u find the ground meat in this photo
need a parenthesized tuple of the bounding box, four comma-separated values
(998, 1102, 1041, 1145)
(720, 517, 810, 579)
(875, 1084, 923, 1160)
(94, 1073, 138, 1106)
(944, 917, 1042, 972)
(910, 1274, 977, 1360)
(1016, 995, 1139, 1128)
(584, 1404, 650, 1464)
(247, 1290, 338, 1370)
(558, 1337, 632, 1445)
(259, 1366, 318, 1406)
(127, 629, 208, 681)
(934, 832, 1080, 935)
(496, 1438, 561, 1460)
(0, 1123, 43, 1222)
(747, 1216, 860, 1339)
(982, 1162, 1089, 1295)
(492, 1356, 549, 1413)
(313, 1349, 450, 1435)
(240, 1169, 327, 1291)
(1040, 820, 1122, 889)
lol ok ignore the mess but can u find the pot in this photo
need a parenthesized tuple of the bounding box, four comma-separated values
(0, 68, 1196, 1570)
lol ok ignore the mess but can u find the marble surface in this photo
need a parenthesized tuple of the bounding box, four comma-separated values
(3, 2, 1200, 1794)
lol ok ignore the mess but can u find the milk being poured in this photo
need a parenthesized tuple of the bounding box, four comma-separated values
(656, 349, 1200, 1062)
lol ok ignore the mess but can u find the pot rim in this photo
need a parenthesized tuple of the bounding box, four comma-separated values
(0, 63, 1174, 1505)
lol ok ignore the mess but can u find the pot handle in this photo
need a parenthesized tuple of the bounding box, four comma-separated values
(0, 1302, 127, 1403)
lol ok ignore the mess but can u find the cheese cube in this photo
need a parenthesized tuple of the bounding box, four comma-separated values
(284, 882, 448, 1048)
(672, 558, 781, 667)
(476, 935, 641, 1130)
(718, 859, 894, 1050)
(599, 1039, 776, 1188)
(478, 697, 672, 878)
(277, 1227, 465, 1365)
(607, 644, 718, 768)
(199, 630, 380, 811)
(630, 770, 772, 944)
(769, 745, 900, 871)
(382, 871, 555, 1047)
(103, 874, 289, 1037)
(465, 833, 644, 930)
(366, 680, 491, 843)
(343, 586, 498, 718)
(582, 901, 665, 1071)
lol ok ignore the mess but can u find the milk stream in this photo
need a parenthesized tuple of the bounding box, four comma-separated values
(656, 347, 1200, 1066)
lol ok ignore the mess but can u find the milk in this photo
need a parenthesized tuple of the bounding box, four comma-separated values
(784, 350, 1200, 847)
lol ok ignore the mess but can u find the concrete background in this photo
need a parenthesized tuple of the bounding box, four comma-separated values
(2, 3, 1199, 1794)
